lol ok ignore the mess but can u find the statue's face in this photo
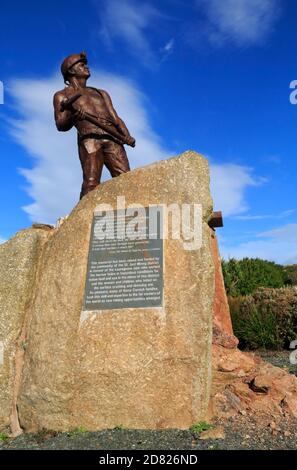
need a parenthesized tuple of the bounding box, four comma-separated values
(70, 60, 91, 80)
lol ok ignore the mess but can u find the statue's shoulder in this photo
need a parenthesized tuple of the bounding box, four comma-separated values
(53, 87, 72, 100)
(98, 88, 109, 96)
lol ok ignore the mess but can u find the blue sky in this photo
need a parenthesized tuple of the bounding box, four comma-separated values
(0, 0, 296, 264)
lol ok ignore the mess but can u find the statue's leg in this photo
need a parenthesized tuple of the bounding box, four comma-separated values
(78, 140, 104, 199)
(102, 140, 130, 177)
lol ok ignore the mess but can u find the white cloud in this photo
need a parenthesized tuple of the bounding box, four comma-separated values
(233, 209, 296, 221)
(219, 223, 297, 265)
(234, 214, 272, 221)
(282, 209, 296, 218)
(210, 163, 261, 217)
(197, 0, 281, 47)
(160, 38, 175, 62)
(259, 223, 297, 243)
(8, 71, 171, 224)
(0, 237, 6, 244)
(99, 0, 160, 67)
(162, 38, 175, 53)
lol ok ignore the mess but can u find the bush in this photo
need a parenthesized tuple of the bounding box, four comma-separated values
(284, 264, 297, 286)
(229, 287, 297, 350)
(222, 258, 291, 297)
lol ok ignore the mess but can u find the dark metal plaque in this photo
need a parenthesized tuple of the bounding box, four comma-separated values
(83, 206, 163, 310)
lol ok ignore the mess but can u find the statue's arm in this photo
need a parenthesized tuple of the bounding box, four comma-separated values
(53, 92, 75, 132)
(101, 90, 132, 138)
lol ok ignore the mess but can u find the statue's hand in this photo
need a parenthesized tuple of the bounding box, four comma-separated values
(126, 136, 136, 147)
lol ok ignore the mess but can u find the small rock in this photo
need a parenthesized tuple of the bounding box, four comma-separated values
(32, 223, 54, 231)
(212, 325, 239, 350)
(199, 426, 225, 440)
(284, 431, 291, 437)
(249, 377, 269, 394)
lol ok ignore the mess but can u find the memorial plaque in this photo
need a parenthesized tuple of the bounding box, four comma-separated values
(83, 206, 163, 310)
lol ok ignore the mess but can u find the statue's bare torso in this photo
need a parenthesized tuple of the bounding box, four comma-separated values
(54, 86, 121, 137)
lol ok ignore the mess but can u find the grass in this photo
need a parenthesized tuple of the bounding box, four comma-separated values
(0, 433, 9, 442)
(68, 426, 88, 438)
(189, 422, 214, 435)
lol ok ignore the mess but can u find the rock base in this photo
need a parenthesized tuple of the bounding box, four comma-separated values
(209, 345, 297, 424)
(16, 151, 215, 432)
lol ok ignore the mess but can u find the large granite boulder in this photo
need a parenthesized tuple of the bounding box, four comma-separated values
(0, 229, 51, 432)
(17, 151, 215, 432)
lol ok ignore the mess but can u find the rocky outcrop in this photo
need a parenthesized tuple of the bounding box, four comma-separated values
(208, 230, 297, 424)
(209, 344, 297, 423)
(0, 228, 52, 433)
(17, 151, 215, 432)
(208, 234, 297, 424)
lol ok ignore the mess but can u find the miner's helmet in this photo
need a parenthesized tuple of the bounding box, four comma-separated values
(61, 52, 87, 84)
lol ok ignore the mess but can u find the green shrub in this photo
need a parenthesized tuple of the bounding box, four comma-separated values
(222, 258, 291, 296)
(231, 301, 280, 350)
(283, 264, 297, 286)
(229, 287, 297, 350)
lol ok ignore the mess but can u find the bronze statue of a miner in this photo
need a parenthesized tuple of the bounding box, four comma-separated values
(53, 52, 135, 199)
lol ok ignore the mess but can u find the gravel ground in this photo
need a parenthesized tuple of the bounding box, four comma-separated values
(1, 419, 297, 451)
(257, 350, 297, 376)
(1, 351, 296, 451)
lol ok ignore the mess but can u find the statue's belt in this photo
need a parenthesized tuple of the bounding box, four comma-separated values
(78, 133, 121, 145)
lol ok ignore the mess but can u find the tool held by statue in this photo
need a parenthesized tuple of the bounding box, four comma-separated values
(60, 92, 82, 111)
(60, 93, 135, 147)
